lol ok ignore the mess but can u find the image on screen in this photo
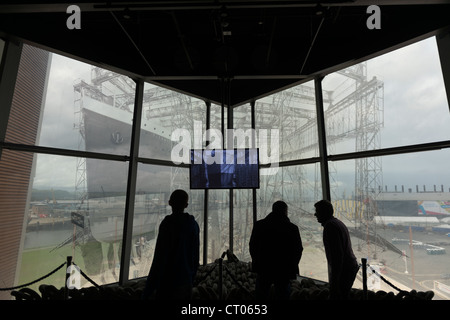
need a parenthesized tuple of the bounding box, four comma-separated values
(190, 149, 259, 189)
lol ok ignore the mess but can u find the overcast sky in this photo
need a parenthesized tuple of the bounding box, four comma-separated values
(31, 36, 450, 197)
(323, 37, 450, 196)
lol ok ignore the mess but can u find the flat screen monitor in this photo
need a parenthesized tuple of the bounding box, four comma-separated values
(190, 148, 259, 189)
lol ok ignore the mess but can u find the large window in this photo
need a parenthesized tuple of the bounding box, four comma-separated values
(253, 81, 323, 278)
(130, 164, 204, 279)
(256, 80, 318, 162)
(4, 53, 136, 155)
(19, 153, 129, 289)
(323, 37, 450, 155)
(257, 164, 323, 279)
(0, 44, 138, 293)
(329, 149, 450, 295)
(322, 36, 450, 297)
(139, 83, 206, 161)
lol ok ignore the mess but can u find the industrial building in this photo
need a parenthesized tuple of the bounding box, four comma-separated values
(1, 1, 450, 304)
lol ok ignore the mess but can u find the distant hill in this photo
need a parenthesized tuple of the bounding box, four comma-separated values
(31, 189, 76, 201)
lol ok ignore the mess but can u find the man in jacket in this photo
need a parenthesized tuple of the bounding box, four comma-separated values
(142, 189, 200, 300)
(249, 201, 303, 299)
(314, 199, 359, 300)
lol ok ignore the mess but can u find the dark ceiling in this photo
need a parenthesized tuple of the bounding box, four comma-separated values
(1, 1, 450, 106)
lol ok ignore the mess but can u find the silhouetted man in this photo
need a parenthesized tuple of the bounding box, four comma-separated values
(314, 199, 359, 300)
(142, 189, 200, 300)
(250, 201, 303, 299)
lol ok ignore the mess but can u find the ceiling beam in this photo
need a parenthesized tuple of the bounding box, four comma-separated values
(1, 1, 450, 14)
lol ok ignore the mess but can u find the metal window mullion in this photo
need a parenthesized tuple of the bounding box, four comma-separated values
(137, 156, 188, 167)
(315, 76, 331, 201)
(119, 79, 144, 285)
(203, 100, 210, 265)
(1, 141, 130, 162)
(436, 32, 450, 113)
(328, 139, 450, 162)
(226, 79, 234, 254)
(251, 100, 257, 224)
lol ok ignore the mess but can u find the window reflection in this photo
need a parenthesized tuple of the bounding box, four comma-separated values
(323, 37, 450, 155)
(330, 149, 450, 296)
(17, 152, 129, 291)
(257, 165, 323, 280)
(5, 46, 136, 155)
(256, 80, 318, 162)
(130, 164, 204, 279)
(208, 189, 229, 263)
(139, 83, 206, 161)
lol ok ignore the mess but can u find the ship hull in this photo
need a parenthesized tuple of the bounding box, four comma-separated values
(82, 107, 173, 242)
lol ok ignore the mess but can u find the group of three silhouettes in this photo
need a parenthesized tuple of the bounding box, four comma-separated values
(142, 189, 358, 300)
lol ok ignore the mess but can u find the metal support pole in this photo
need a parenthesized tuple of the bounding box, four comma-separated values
(64, 256, 73, 300)
(203, 101, 211, 265)
(362, 258, 368, 300)
(409, 226, 416, 289)
(315, 76, 331, 201)
(221, 78, 225, 145)
(203, 189, 208, 265)
(436, 31, 450, 113)
(218, 257, 223, 300)
(119, 79, 144, 285)
(226, 78, 234, 254)
(251, 100, 257, 224)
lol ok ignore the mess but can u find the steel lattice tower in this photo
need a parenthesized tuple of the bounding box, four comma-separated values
(74, 62, 384, 261)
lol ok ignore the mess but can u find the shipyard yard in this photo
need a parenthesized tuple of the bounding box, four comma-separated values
(371, 229, 450, 300)
(18, 224, 449, 300)
(22, 183, 450, 301)
(20, 195, 450, 300)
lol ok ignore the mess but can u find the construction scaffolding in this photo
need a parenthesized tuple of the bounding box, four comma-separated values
(73, 61, 385, 263)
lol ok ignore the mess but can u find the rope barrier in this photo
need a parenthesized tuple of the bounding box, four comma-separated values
(2, 253, 431, 300)
(366, 263, 430, 300)
(367, 263, 409, 294)
(72, 262, 102, 289)
(0, 262, 67, 291)
(0, 257, 100, 294)
(3, 252, 227, 299)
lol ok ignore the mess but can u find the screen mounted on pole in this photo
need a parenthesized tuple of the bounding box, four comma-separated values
(189, 148, 259, 189)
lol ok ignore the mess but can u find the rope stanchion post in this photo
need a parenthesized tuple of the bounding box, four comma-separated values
(218, 256, 223, 300)
(218, 250, 228, 300)
(64, 256, 72, 300)
(361, 258, 368, 300)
